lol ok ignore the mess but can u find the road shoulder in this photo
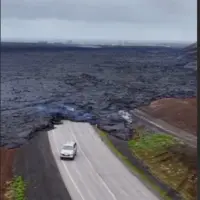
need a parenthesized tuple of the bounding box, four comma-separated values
(94, 128, 181, 200)
(13, 130, 72, 200)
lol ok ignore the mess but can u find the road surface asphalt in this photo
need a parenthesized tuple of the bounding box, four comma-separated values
(48, 120, 159, 200)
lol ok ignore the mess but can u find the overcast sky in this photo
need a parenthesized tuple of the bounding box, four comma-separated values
(1, 0, 197, 43)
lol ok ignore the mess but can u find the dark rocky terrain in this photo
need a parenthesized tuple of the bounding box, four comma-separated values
(176, 42, 197, 70)
(1, 42, 196, 148)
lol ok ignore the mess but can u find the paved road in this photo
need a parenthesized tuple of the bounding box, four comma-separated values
(48, 120, 159, 200)
(131, 109, 197, 148)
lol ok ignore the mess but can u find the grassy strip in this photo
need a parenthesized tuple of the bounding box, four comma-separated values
(128, 131, 196, 200)
(128, 133, 177, 151)
(4, 176, 26, 200)
(94, 127, 172, 200)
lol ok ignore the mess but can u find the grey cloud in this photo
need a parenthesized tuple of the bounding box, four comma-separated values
(1, 0, 196, 42)
(1, 0, 196, 24)
(1, 19, 196, 42)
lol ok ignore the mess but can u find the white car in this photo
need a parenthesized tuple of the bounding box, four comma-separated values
(60, 141, 77, 160)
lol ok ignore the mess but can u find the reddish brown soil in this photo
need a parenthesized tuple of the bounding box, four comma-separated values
(140, 97, 197, 135)
(0, 147, 17, 200)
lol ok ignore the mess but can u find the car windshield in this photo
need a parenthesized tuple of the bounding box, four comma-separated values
(63, 145, 73, 150)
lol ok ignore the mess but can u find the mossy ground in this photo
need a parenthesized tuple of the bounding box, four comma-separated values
(128, 128, 197, 200)
(4, 176, 26, 200)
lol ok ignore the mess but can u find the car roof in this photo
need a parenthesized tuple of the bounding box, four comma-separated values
(63, 141, 76, 147)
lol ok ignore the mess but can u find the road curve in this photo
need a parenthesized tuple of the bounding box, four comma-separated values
(48, 120, 159, 200)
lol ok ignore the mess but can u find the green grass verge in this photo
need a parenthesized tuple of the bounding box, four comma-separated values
(128, 133, 176, 151)
(128, 132, 196, 200)
(5, 176, 26, 200)
(94, 127, 172, 200)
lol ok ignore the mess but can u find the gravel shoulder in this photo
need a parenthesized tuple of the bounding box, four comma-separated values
(13, 129, 71, 200)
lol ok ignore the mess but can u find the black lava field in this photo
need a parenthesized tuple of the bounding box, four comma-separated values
(1, 45, 196, 148)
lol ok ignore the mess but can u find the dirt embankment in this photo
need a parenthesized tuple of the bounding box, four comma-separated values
(139, 97, 197, 135)
(1, 129, 71, 200)
(136, 97, 197, 199)
(0, 147, 17, 200)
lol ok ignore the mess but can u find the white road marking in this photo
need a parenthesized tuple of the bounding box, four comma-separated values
(48, 121, 159, 200)
(52, 130, 86, 200)
(73, 163, 97, 200)
(68, 126, 118, 200)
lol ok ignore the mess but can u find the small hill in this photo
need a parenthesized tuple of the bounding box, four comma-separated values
(140, 97, 197, 135)
(177, 42, 197, 70)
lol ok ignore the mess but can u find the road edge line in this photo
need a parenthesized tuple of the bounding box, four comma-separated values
(93, 126, 173, 200)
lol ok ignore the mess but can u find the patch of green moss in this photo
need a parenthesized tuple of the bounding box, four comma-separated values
(5, 176, 26, 200)
(128, 132, 196, 200)
(129, 133, 176, 150)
